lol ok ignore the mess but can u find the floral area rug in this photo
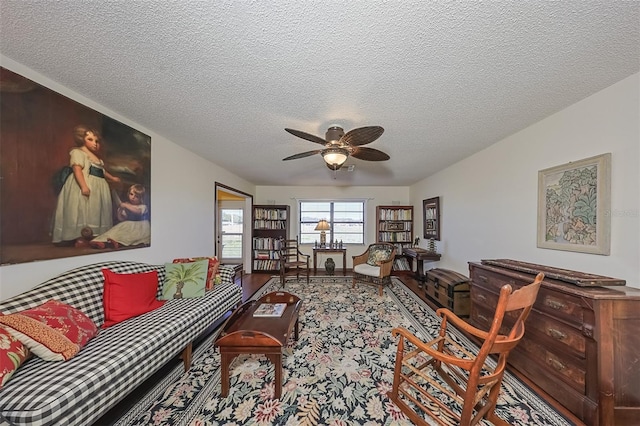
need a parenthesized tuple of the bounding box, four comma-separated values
(116, 276, 575, 426)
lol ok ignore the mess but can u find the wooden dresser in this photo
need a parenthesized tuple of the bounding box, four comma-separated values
(468, 260, 640, 426)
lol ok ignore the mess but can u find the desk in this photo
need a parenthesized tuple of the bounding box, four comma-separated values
(402, 248, 441, 287)
(313, 248, 347, 275)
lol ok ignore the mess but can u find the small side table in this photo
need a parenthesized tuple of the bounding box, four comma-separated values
(313, 248, 347, 275)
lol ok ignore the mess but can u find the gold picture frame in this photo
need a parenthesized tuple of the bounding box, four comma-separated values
(537, 153, 611, 255)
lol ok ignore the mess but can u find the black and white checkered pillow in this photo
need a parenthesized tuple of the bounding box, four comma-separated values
(219, 265, 235, 284)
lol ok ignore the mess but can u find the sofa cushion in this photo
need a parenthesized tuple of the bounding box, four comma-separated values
(366, 245, 394, 266)
(102, 269, 165, 328)
(0, 325, 30, 388)
(0, 300, 98, 362)
(172, 256, 220, 290)
(161, 259, 208, 299)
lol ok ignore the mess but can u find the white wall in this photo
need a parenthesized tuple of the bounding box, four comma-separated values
(256, 185, 410, 268)
(0, 57, 256, 299)
(410, 73, 640, 287)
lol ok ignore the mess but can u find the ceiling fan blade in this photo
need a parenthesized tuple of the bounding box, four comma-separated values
(340, 126, 384, 146)
(284, 128, 326, 145)
(282, 150, 322, 161)
(350, 147, 390, 161)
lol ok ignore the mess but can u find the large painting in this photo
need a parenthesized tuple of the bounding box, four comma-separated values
(0, 67, 151, 265)
(537, 153, 611, 255)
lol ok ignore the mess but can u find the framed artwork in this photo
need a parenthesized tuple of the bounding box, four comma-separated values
(0, 67, 152, 265)
(386, 221, 406, 231)
(423, 197, 440, 240)
(537, 153, 611, 255)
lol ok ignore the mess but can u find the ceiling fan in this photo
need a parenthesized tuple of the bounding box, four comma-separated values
(283, 125, 389, 170)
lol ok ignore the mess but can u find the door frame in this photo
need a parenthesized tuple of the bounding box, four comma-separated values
(215, 182, 253, 274)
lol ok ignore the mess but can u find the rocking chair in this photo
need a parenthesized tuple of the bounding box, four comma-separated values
(388, 272, 544, 426)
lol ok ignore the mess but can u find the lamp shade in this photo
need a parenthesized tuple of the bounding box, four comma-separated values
(321, 147, 349, 170)
(314, 219, 330, 231)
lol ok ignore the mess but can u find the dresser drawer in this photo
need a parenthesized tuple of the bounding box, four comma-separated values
(527, 309, 586, 357)
(470, 268, 521, 293)
(535, 286, 585, 326)
(517, 334, 586, 393)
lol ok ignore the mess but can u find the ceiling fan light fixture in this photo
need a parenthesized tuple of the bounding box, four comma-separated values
(322, 147, 349, 169)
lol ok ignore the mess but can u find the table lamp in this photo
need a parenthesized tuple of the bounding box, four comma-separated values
(314, 219, 330, 247)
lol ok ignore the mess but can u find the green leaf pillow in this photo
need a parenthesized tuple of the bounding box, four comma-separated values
(161, 259, 208, 299)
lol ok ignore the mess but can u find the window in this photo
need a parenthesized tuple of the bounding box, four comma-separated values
(299, 201, 364, 244)
(220, 207, 243, 261)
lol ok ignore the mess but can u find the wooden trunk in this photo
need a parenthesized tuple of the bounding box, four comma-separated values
(425, 268, 471, 317)
(469, 260, 640, 426)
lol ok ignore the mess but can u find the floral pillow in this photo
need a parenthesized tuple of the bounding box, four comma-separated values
(173, 256, 220, 290)
(0, 323, 30, 388)
(0, 300, 98, 362)
(366, 245, 394, 266)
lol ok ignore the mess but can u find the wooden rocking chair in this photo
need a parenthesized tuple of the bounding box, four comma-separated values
(387, 272, 544, 426)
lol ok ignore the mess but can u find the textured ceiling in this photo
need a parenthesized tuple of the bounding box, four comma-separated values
(1, 1, 638, 186)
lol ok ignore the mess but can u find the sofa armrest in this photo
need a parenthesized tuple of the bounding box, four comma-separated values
(378, 257, 395, 277)
(219, 266, 235, 284)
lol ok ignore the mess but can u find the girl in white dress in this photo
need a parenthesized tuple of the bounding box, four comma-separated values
(52, 126, 120, 243)
(90, 184, 150, 248)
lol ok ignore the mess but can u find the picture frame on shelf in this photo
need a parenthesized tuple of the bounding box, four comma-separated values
(423, 197, 440, 241)
(537, 153, 611, 255)
(387, 221, 405, 231)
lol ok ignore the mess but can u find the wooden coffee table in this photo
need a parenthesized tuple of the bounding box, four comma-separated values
(215, 291, 302, 398)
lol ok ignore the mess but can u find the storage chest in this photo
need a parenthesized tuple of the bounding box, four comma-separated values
(424, 268, 471, 317)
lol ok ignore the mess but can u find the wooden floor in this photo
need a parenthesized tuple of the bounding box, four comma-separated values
(99, 271, 583, 426)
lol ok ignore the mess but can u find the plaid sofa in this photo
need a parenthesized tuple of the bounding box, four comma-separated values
(0, 260, 242, 426)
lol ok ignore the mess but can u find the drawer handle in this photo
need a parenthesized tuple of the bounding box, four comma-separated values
(477, 294, 487, 303)
(545, 299, 567, 310)
(478, 314, 489, 322)
(549, 359, 566, 371)
(548, 328, 567, 340)
(478, 275, 488, 282)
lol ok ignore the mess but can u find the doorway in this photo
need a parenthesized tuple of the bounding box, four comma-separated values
(215, 183, 252, 270)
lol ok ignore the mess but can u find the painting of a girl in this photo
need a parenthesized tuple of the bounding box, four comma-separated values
(52, 125, 121, 244)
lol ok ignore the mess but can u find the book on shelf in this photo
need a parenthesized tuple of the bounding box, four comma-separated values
(253, 302, 287, 317)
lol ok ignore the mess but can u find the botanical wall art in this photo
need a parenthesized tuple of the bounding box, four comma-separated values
(537, 153, 611, 255)
(0, 67, 152, 265)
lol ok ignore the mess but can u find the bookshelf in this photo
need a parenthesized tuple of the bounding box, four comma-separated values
(252, 205, 290, 273)
(376, 205, 414, 274)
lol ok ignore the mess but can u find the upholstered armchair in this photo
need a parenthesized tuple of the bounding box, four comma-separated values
(352, 243, 396, 295)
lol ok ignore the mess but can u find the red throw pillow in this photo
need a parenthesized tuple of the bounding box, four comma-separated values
(102, 269, 165, 328)
(173, 256, 219, 290)
(0, 323, 30, 387)
(0, 300, 98, 362)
